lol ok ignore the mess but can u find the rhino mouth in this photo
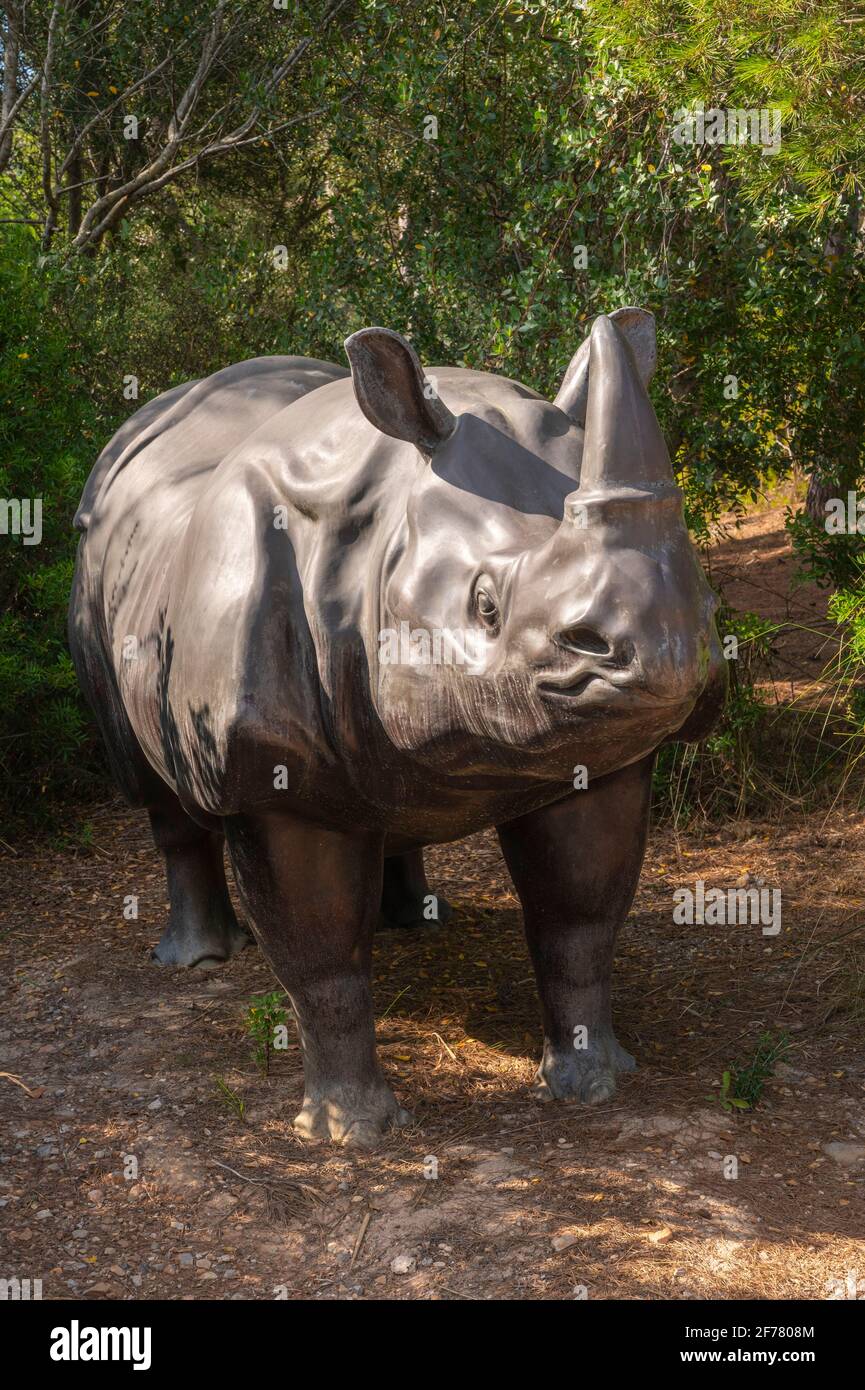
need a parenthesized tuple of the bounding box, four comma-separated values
(536, 672, 606, 700)
(536, 670, 686, 709)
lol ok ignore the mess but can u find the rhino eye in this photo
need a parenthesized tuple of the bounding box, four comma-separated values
(475, 585, 500, 628)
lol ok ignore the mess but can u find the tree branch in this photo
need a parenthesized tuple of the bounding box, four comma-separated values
(70, 0, 353, 251)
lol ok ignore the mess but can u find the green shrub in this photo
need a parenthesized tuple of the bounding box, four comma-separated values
(0, 230, 118, 830)
(654, 608, 776, 823)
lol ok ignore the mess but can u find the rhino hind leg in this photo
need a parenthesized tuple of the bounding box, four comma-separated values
(379, 849, 452, 930)
(149, 804, 251, 969)
(225, 813, 411, 1149)
(497, 755, 655, 1106)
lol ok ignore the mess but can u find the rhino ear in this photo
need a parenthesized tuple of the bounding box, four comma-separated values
(344, 327, 456, 452)
(555, 307, 657, 426)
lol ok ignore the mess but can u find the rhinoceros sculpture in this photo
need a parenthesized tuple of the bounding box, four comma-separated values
(69, 308, 726, 1147)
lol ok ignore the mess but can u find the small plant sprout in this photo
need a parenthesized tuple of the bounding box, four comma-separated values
(245, 991, 291, 1077)
(710, 1030, 791, 1112)
(212, 1075, 246, 1123)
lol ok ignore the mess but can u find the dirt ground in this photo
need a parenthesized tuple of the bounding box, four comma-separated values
(709, 497, 841, 708)
(1, 503, 864, 1302)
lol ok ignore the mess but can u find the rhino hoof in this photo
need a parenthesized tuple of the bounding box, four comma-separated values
(151, 918, 252, 969)
(293, 1089, 413, 1149)
(531, 1035, 636, 1106)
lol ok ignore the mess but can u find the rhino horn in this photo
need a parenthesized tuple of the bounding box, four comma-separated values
(555, 307, 657, 427)
(574, 312, 673, 494)
(345, 327, 456, 453)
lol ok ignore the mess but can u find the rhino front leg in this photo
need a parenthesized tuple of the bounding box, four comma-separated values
(224, 813, 411, 1149)
(149, 803, 250, 968)
(497, 754, 655, 1105)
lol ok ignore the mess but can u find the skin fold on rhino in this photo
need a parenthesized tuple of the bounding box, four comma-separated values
(68, 308, 727, 1149)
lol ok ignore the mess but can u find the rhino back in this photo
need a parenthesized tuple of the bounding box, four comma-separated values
(73, 356, 348, 812)
(75, 356, 347, 532)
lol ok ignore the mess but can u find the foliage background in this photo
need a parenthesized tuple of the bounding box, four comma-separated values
(0, 0, 862, 831)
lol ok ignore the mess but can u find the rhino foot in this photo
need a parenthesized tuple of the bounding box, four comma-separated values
(531, 1033, 636, 1106)
(151, 913, 252, 970)
(293, 1083, 413, 1149)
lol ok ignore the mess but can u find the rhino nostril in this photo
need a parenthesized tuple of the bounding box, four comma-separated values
(555, 625, 611, 657)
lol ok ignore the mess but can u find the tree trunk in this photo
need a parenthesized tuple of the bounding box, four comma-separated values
(0, 3, 20, 172)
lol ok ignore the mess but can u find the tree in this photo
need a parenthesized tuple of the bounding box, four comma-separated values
(0, 0, 353, 252)
(584, 0, 865, 525)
